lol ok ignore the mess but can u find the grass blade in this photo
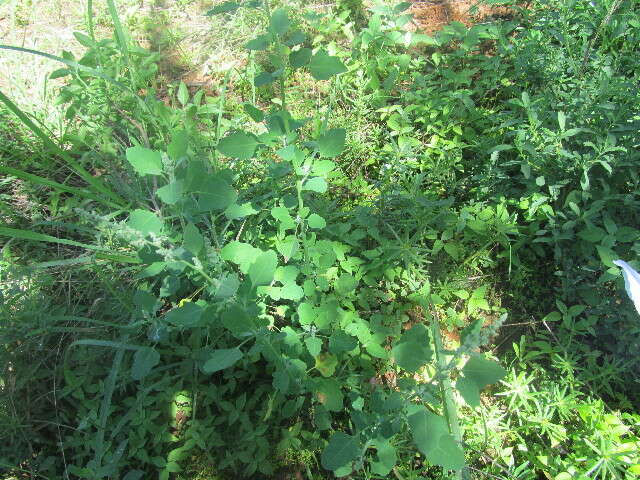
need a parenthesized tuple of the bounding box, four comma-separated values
(0, 227, 141, 263)
(0, 45, 127, 89)
(0, 89, 127, 207)
(0, 226, 104, 250)
(0, 165, 119, 207)
(105, 0, 133, 79)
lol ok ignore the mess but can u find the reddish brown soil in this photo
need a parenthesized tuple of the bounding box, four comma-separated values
(409, 0, 514, 34)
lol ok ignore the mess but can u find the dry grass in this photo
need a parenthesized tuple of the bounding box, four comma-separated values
(0, 0, 273, 129)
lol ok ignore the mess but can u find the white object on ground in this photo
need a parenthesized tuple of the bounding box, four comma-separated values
(613, 259, 640, 315)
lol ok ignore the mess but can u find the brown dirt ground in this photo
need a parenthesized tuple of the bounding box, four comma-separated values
(408, 0, 515, 34)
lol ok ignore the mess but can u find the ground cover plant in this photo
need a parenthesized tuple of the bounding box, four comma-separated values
(1, 0, 639, 479)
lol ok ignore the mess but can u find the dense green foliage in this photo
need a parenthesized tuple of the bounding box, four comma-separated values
(1, 0, 639, 479)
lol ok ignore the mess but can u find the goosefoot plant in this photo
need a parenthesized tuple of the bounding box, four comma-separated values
(104, 3, 507, 477)
(0, 1, 508, 478)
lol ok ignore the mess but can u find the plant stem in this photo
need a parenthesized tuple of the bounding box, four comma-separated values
(429, 305, 465, 480)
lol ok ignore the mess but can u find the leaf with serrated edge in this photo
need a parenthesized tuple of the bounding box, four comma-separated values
(131, 347, 160, 380)
(126, 146, 162, 176)
(202, 348, 243, 373)
(321, 432, 359, 472)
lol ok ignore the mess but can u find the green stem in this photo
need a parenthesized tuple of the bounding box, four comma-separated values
(429, 305, 465, 480)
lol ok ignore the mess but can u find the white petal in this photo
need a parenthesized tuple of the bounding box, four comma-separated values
(613, 259, 640, 315)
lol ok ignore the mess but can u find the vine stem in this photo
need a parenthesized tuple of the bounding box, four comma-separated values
(429, 304, 465, 480)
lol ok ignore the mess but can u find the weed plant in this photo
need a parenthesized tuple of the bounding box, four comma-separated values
(1, 0, 639, 478)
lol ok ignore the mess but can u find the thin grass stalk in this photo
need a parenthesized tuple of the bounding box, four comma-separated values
(0, 89, 127, 207)
(0, 165, 115, 205)
(0, 45, 127, 89)
(0, 227, 139, 265)
(105, 0, 136, 85)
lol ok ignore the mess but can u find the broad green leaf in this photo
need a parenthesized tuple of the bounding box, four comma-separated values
(217, 131, 259, 160)
(307, 213, 326, 229)
(222, 305, 255, 337)
(578, 227, 606, 243)
(213, 272, 240, 299)
(315, 353, 338, 377)
(164, 302, 203, 327)
(274, 265, 299, 284)
(459, 354, 506, 407)
(249, 249, 278, 286)
(455, 376, 480, 407)
(73, 31, 95, 47)
(312, 159, 336, 175)
(135, 262, 166, 280)
(126, 146, 163, 176)
(290, 48, 312, 68)
(177, 81, 189, 106)
(220, 241, 261, 272)
(196, 177, 237, 211)
(408, 406, 464, 470)
(225, 202, 257, 220)
(243, 102, 264, 121)
(309, 50, 347, 80)
(133, 290, 159, 316)
(254, 71, 276, 87)
(315, 378, 343, 412)
(335, 274, 357, 295)
(276, 235, 300, 262)
(168, 129, 188, 160)
(318, 128, 346, 158)
(462, 354, 506, 386)
(391, 324, 432, 372)
(298, 302, 316, 325)
(183, 223, 204, 255)
(302, 177, 327, 193)
(131, 347, 160, 380)
(321, 432, 360, 472)
(271, 206, 296, 230)
(246, 34, 271, 51)
(273, 366, 291, 393)
(270, 8, 290, 35)
(285, 30, 306, 46)
(156, 180, 184, 205)
(280, 282, 304, 301)
(305, 336, 322, 357)
(159, 275, 180, 297)
(128, 209, 163, 236)
(202, 348, 243, 373)
(596, 244, 616, 267)
(329, 330, 357, 354)
(206, 1, 241, 15)
(365, 341, 388, 359)
(371, 439, 396, 476)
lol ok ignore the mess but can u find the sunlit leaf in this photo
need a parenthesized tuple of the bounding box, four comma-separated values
(305, 336, 322, 357)
(156, 180, 184, 205)
(307, 213, 326, 229)
(217, 131, 259, 160)
(317, 128, 346, 158)
(270, 8, 290, 35)
(128, 209, 163, 236)
(249, 249, 278, 286)
(302, 177, 327, 193)
(408, 406, 464, 469)
(126, 146, 163, 176)
(309, 50, 347, 80)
